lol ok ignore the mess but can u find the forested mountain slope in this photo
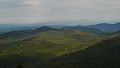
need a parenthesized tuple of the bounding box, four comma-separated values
(47, 37, 120, 68)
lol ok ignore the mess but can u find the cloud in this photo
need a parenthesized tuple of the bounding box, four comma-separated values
(22, 0, 41, 6)
(0, 0, 120, 24)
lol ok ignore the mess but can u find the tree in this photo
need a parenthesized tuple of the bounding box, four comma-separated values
(3, 64, 6, 68)
(16, 62, 23, 68)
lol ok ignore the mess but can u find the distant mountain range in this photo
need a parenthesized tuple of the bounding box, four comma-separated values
(0, 24, 33, 33)
(0, 23, 64, 33)
(63, 26, 104, 34)
(87, 22, 120, 33)
(1, 22, 120, 33)
(66, 22, 120, 33)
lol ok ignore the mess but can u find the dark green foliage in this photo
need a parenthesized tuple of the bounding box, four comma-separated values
(3, 64, 6, 68)
(16, 62, 23, 68)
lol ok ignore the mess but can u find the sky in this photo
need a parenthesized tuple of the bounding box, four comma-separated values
(0, 0, 120, 25)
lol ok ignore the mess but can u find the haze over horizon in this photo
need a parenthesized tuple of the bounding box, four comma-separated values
(0, 0, 120, 25)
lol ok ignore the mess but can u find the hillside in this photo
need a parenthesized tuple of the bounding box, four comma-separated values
(47, 37, 120, 68)
(0, 26, 57, 46)
(0, 26, 56, 40)
(0, 29, 101, 68)
(0, 29, 100, 57)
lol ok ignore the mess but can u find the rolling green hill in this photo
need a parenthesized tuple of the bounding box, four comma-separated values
(0, 29, 102, 68)
(0, 29, 101, 58)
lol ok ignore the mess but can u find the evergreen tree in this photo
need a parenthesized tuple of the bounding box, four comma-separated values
(3, 64, 6, 68)
(16, 62, 23, 68)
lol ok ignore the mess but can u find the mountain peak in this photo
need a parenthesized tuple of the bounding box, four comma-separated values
(36, 26, 52, 29)
(35, 26, 56, 31)
(34, 26, 57, 33)
(95, 23, 110, 25)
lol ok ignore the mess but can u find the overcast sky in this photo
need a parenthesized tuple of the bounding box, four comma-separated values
(0, 0, 120, 24)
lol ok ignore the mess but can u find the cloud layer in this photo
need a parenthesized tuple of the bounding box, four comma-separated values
(0, 0, 120, 24)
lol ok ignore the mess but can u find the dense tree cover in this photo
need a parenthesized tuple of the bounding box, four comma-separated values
(46, 37, 120, 68)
